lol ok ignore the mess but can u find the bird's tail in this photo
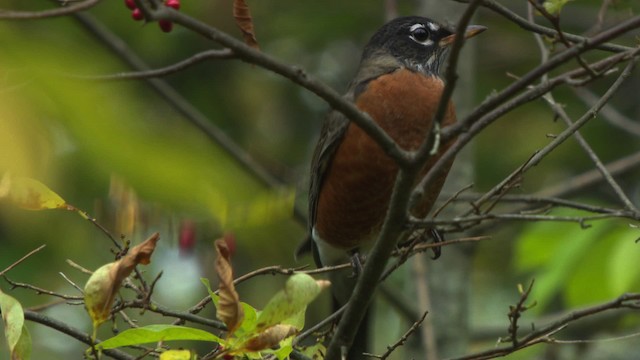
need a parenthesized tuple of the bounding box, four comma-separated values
(329, 267, 371, 359)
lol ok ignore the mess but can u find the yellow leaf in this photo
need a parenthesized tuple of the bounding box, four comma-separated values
(159, 349, 193, 360)
(84, 262, 117, 330)
(214, 237, 244, 336)
(2, 175, 67, 210)
(109, 175, 140, 240)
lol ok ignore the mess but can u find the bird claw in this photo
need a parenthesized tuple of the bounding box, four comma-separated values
(348, 250, 364, 278)
(429, 228, 444, 259)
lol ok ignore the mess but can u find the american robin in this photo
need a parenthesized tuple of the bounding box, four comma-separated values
(304, 16, 485, 358)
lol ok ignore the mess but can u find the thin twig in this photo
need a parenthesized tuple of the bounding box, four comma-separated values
(412, 48, 638, 217)
(573, 87, 640, 137)
(293, 304, 347, 345)
(66, 259, 94, 275)
(155, 7, 411, 167)
(3, 276, 84, 301)
(59, 272, 85, 294)
(506, 280, 536, 347)
(364, 311, 429, 359)
(0, 0, 100, 19)
(77, 49, 235, 81)
(542, 90, 639, 213)
(412, 212, 632, 229)
(0, 244, 46, 276)
(71, 12, 308, 226)
(453, 0, 633, 53)
(447, 293, 640, 360)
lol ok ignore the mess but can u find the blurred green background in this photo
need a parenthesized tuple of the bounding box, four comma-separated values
(1, 0, 640, 359)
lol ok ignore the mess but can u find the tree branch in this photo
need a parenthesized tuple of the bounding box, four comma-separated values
(0, 0, 101, 20)
(453, 0, 633, 53)
(447, 293, 640, 360)
(23, 310, 136, 360)
(77, 49, 236, 81)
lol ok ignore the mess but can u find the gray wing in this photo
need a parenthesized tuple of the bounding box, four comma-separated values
(294, 105, 350, 263)
(308, 108, 350, 230)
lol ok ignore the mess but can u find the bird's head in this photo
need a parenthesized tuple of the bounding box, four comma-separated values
(361, 16, 486, 76)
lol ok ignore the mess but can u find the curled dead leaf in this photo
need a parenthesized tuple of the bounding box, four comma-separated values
(214, 237, 244, 336)
(242, 324, 298, 352)
(84, 233, 160, 331)
(233, 0, 259, 49)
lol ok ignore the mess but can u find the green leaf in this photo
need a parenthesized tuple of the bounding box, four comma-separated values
(271, 338, 293, 360)
(0, 290, 25, 352)
(608, 227, 640, 294)
(255, 273, 327, 331)
(237, 301, 259, 337)
(563, 231, 615, 307)
(299, 341, 326, 359)
(97, 325, 221, 350)
(12, 325, 32, 360)
(543, 0, 572, 15)
(200, 277, 258, 338)
(200, 278, 219, 307)
(515, 214, 608, 311)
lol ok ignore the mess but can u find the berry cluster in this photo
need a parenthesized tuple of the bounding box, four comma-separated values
(125, 0, 181, 33)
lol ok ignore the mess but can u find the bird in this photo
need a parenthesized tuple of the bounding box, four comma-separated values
(303, 16, 485, 358)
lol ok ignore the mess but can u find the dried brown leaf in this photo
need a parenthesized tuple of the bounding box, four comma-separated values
(214, 237, 244, 336)
(242, 324, 298, 351)
(109, 176, 139, 239)
(84, 233, 160, 330)
(233, 0, 259, 49)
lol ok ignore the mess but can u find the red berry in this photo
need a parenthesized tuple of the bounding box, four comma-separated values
(165, 0, 181, 10)
(131, 8, 144, 21)
(124, 0, 136, 10)
(159, 19, 173, 32)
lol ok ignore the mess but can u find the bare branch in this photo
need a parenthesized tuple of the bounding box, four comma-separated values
(3, 276, 84, 302)
(0, 0, 100, 20)
(542, 90, 639, 213)
(412, 48, 639, 216)
(364, 311, 429, 359)
(454, 0, 633, 53)
(154, 7, 412, 167)
(23, 309, 136, 360)
(447, 293, 640, 360)
(0, 244, 46, 277)
(71, 12, 304, 216)
(538, 150, 640, 198)
(573, 87, 640, 137)
(78, 49, 236, 81)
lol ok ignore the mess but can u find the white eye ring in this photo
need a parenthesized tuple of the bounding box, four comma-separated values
(409, 24, 433, 46)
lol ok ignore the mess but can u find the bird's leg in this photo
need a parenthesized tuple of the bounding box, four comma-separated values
(428, 122, 441, 156)
(402, 226, 444, 259)
(347, 249, 364, 278)
(429, 228, 444, 260)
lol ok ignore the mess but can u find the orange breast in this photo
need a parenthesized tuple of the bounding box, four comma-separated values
(315, 69, 457, 249)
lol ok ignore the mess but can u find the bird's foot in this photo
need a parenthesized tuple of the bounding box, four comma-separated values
(429, 228, 444, 259)
(347, 250, 364, 278)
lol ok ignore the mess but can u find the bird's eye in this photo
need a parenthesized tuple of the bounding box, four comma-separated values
(409, 25, 431, 45)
